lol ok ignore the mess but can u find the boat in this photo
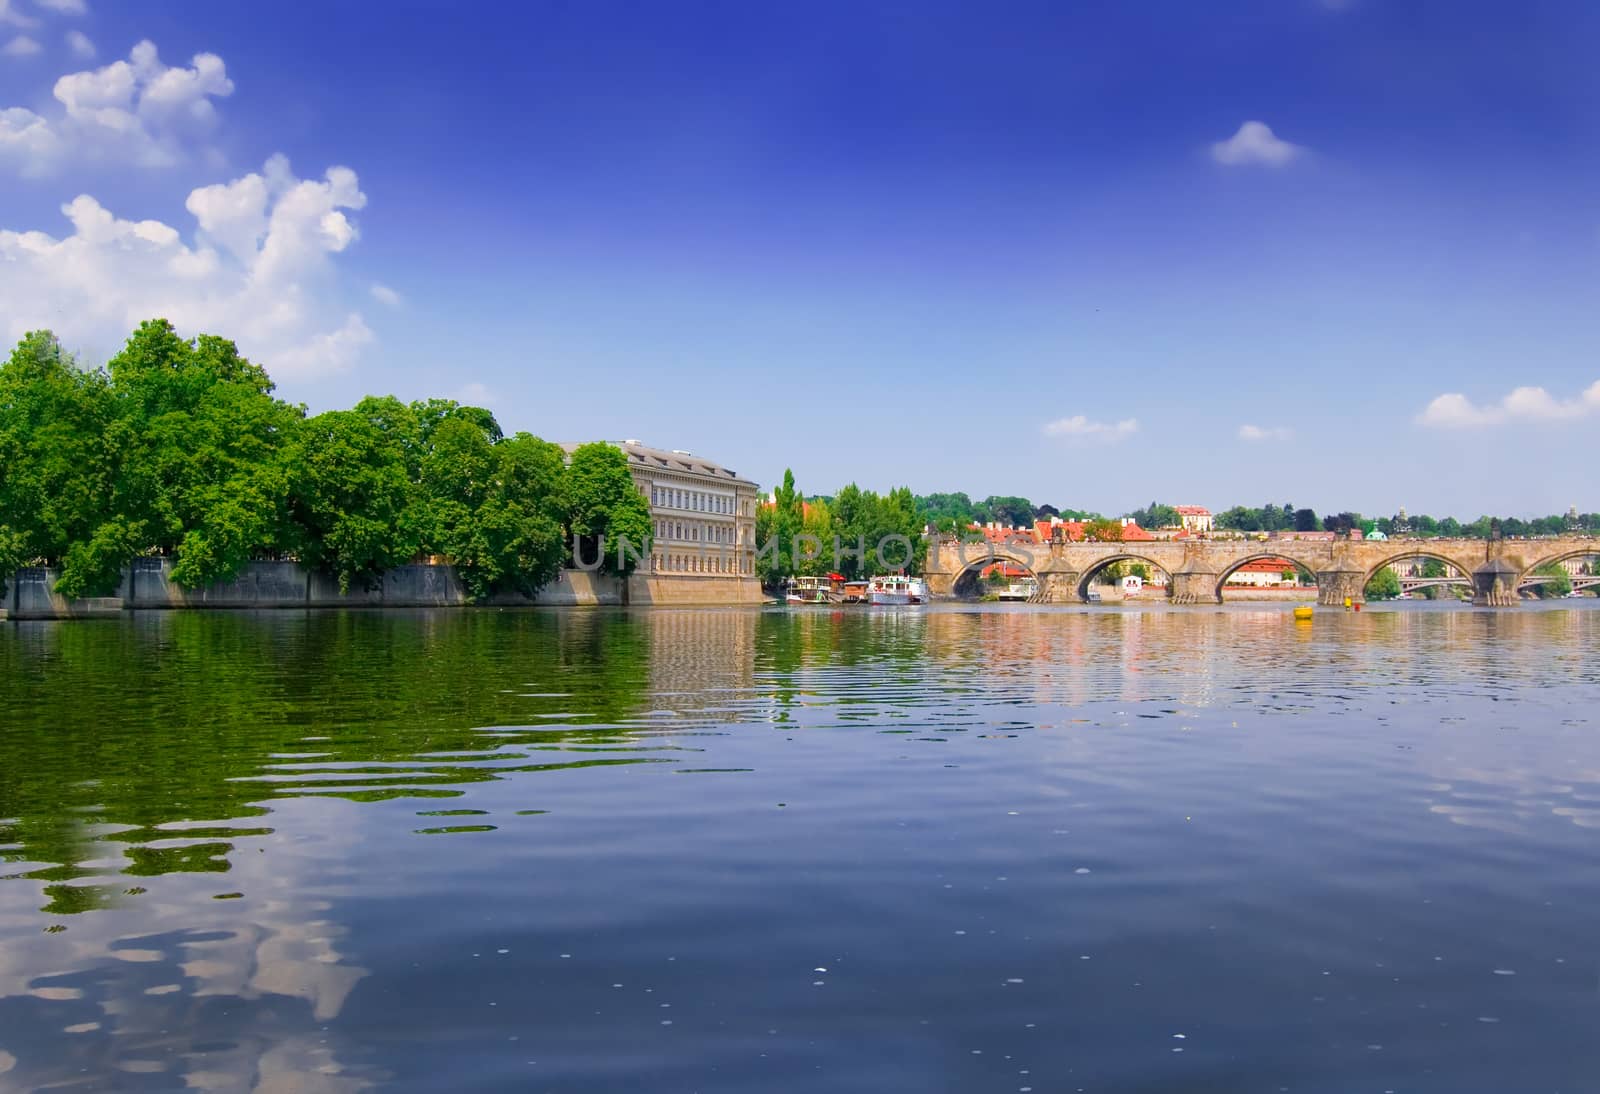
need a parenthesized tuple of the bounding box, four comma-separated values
(785, 575, 841, 604)
(868, 575, 927, 605)
(997, 579, 1038, 602)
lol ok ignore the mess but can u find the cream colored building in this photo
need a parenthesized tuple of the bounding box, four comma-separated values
(1174, 505, 1213, 534)
(570, 440, 762, 602)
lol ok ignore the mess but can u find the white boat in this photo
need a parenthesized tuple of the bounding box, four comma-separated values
(785, 575, 839, 604)
(869, 575, 926, 605)
(997, 580, 1037, 601)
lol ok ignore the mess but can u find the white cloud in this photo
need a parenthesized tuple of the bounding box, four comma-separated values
(36, 0, 88, 13)
(0, 0, 37, 27)
(2, 33, 40, 56)
(454, 381, 494, 407)
(0, 157, 373, 381)
(65, 28, 93, 58)
(0, 39, 233, 176)
(1042, 415, 1139, 442)
(1210, 120, 1305, 167)
(1238, 424, 1292, 442)
(370, 283, 402, 308)
(1417, 381, 1600, 428)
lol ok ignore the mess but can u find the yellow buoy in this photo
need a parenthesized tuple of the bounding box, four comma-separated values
(1293, 606, 1314, 621)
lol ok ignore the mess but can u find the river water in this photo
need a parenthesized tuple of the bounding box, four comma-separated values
(1, 603, 1598, 1092)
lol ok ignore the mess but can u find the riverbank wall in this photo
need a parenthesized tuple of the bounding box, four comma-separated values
(4, 559, 764, 619)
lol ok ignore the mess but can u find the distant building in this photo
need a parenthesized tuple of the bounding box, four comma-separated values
(571, 440, 761, 599)
(1226, 558, 1302, 587)
(1174, 505, 1213, 534)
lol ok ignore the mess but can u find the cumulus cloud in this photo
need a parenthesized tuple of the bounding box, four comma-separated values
(370, 283, 402, 308)
(1042, 415, 1139, 442)
(36, 0, 89, 12)
(0, 0, 37, 27)
(65, 28, 92, 57)
(0, 38, 233, 176)
(2, 33, 40, 55)
(1238, 424, 1292, 442)
(1211, 120, 1305, 167)
(0, 157, 373, 380)
(1416, 381, 1600, 428)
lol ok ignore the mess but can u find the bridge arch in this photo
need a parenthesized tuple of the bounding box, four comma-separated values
(947, 547, 1043, 599)
(1517, 548, 1600, 583)
(1362, 549, 1475, 589)
(1515, 547, 1600, 596)
(1076, 553, 1173, 602)
(1213, 552, 1320, 601)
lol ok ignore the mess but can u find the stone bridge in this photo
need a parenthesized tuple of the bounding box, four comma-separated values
(922, 535, 1600, 607)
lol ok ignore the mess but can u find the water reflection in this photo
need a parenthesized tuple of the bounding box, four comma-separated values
(1, 602, 1598, 1090)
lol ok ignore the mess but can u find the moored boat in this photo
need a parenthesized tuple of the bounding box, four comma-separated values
(997, 579, 1037, 601)
(869, 575, 927, 605)
(785, 575, 840, 604)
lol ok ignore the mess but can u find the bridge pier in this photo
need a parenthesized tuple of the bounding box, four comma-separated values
(1035, 572, 1083, 604)
(1316, 570, 1366, 607)
(1170, 571, 1221, 605)
(1472, 559, 1520, 607)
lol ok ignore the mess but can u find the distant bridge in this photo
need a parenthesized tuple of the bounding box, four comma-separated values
(1400, 573, 1599, 595)
(922, 536, 1600, 607)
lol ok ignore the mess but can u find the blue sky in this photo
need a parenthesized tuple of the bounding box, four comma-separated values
(3, 0, 1598, 518)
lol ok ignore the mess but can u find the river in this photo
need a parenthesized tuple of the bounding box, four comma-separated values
(1, 602, 1598, 1092)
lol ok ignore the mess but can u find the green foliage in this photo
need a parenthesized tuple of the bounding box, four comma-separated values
(765, 481, 925, 581)
(565, 442, 651, 575)
(1213, 503, 1296, 533)
(757, 469, 805, 585)
(1128, 501, 1181, 529)
(427, 425, 568, 599)
(0, 331, 120, 593)
(1085, 518, 1123, 543)
(103, 321, 304, 590)
(980, 495, 1035, 528)
(287, 407, 421, 592)
(1532, 562, 1572, 598)
(1365, 568, 1401, 600)
(915, 492, 1064, 531)
(1, 323, 598, 601)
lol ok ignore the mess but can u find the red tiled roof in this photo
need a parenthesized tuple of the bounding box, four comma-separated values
(1234, 558, 1298, 573)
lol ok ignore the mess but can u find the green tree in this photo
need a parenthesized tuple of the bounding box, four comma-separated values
(757, 469, 805, 586)
(105, 321, 304, 590)
(427, 428, 568, 600)
(1293, 508, 1320, 532)
(1531, 562, 1572, 599)
(286, 407, 420, 591)
(564, 442, 652, 575)
(0, 331, 121, 598)
(1365, 568, 1401, 600)
(1085, 518, 1123, 543)
(795, 496, 834, 577)
(980, 495, 1034, 528)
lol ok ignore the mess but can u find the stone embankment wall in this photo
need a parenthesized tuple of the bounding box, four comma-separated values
(4, 559, 765, 619)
